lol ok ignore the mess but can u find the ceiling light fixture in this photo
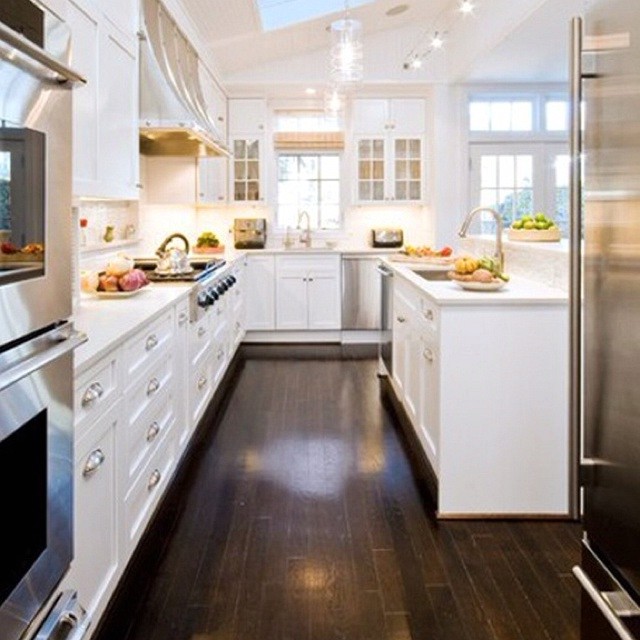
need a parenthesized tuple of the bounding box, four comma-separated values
(329, 1, 363, 86)
(324, 85, 345, 114)
(430, 31, 444, 49)
(459, 0, 475, 15)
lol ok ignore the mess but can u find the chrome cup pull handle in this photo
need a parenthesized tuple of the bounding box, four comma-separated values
(424, 309, 434, 321)
(397, 316, 406, 323)
(145, 334, 159, 351)
(81, 382, 104, 407)
(146, 421, 161, 442)
(147, 377, 161, 396)
(197, 376, 207, 390)
(83, 449, 105, 477)
(423, 348, 434, 362)
(178, 311, 188, 325)
(198, 326, 207, 337)
(148, 469, 161, 490)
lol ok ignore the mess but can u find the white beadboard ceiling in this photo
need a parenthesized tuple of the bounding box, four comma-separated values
(176, 0, 585, 86)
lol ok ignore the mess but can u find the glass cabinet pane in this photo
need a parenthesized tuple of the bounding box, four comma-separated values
(233, 138, 261, 201)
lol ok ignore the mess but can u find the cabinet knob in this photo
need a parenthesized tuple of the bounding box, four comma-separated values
(198, 326, 207, 338)
(423, 348, 434, 362)
(178, 312, 189, 325)
(396, 316, 406, 323)
(424, 309, 434, 321)
(145, 334, 159, 351)
(148, 469, 162, 490)
(83, 449, 106, 477)
(147, 377, 161, 396)
(81, 382, 104, 407)
(197, 376, 207, 390)
(146, 421, 161, 442)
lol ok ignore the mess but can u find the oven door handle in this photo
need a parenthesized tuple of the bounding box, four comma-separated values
(0, 329, 87, 393)
(0, 22, 86, 84)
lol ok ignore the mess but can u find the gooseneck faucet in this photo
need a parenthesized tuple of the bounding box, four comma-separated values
(297, 210, 312, 248)
(458, 207, 504, 273)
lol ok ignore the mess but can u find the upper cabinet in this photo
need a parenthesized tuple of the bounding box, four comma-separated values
(95, 0, 138, 44)
(228, 99, 267, 204)
(67, 0, 139, 200)
(352, 98, 427, 204)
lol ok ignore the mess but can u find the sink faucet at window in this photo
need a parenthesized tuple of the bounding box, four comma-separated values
(297, 210, 312, 248)
(458, 207, 504, 273)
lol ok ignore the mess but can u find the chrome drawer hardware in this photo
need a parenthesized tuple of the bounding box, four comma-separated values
(146, 421, 161, 442)
(145, 334, 159, 351)
(81, 382, 104, 407)
(148, 469, 161, 490)
(147, 377, 161, 395)
(83, 449, 105, 477)
(197, 376, 207, 390)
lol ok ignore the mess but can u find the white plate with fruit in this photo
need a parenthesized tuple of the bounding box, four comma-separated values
(81, 253, 151, 298)
(448, 255, 509, 292)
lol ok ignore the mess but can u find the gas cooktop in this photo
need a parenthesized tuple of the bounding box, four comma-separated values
(133, 258, 226, 282)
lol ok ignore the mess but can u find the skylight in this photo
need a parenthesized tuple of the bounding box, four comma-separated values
(256, 0, 374, 32)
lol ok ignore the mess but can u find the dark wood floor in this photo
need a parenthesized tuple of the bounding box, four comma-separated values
(96, 358, 582, 640)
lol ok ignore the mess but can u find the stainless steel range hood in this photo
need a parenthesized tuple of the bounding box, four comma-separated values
(139, 0, 228, 157)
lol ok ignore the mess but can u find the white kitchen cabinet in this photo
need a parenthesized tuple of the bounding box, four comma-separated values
(245, 255, 276, 330)
(198, 158, 227, 204)
(174, 300, 191, 452)
(353, 98, 426, 204)
(228, 99, 267, 203)
(68, 0, 139, 199)
(390, 274, 569, 517)
(96, 0, 138, 43)
(275, 255, 341, 330)
(200, 65, 228, 144)
(66, 400, 121, 625)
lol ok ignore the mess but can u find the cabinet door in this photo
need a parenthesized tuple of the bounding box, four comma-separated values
(352, 99, 388, 134)
(98, 27, 138, 198)
(245, 255, 276, 330)
(389, 99, 426, 135)
(418, 332, 439, 468)
(71, 404, 120, 617)
(231, 137, 263, 202)
(391, 136, 424, 202)
(392, 292, 412, 401)
(198, 157, 227, 204)
(228, 98, 266, 136)
(356, 137, 386, 202)
(174, 300, 190, 451)
(276, 275, 307, 329)
(67, 0, 99, 195)
(96, 0, 137, 40)
(307, 275, 341, 329)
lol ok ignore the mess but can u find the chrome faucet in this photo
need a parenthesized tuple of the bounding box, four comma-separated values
(297, 210, 312, 248)
(458, 207, 504, 273)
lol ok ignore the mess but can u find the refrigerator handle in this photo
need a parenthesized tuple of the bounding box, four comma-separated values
(568, 16, 583, 521)
(573, 567, 640, 640)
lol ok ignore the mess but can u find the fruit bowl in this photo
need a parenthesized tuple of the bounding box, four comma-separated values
(454, 280, 506, 292)
(193, 245, 224, 254)
(507, 228, 561, 242)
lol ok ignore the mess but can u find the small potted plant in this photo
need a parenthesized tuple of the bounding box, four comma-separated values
(194, 231, 224, 254)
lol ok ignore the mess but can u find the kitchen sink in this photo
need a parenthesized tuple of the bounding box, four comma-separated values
(413, 269, 452, 281)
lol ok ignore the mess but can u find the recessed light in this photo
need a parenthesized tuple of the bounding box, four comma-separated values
(305, 88, 317, 95)
(386, 4, 409, 17)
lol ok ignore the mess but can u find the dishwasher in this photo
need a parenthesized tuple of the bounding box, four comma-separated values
(341, 255, 382, 330)
(376, 261, 394, 377)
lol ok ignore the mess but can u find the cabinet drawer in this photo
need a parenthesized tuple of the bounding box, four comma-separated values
(189, 314, 212, 366)
(125, 393, 175, 484)
(126, 356, 173, 428)
(75, 352, 120, 430)
(124, 310, 173, 379)
(419, 297, 439, 334)
(123, 430, 176, 551)
(189, 360, 213, 426)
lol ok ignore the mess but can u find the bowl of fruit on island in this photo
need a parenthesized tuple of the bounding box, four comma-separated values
(447, 255, 510, 291)
(80, 253, 150, 298)
(194, 231, 224, 254)
(508, 213, 561, 242)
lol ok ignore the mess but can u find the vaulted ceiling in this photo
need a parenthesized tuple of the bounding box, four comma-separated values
(175, 0, 585, 89)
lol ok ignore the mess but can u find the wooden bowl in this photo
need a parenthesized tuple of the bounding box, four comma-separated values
(193, 245, 225, 254)
(507, 228, 561, 242)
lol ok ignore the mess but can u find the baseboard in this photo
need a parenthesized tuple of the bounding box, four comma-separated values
(240, 342, 378, 360)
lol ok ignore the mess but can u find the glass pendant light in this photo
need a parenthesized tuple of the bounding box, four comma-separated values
(329, 1, 363, 86)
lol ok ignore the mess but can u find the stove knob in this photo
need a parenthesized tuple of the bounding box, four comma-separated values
(206, 289, 217, 304)
(218, 282, 228, 293)
(226, 277, 235, 287)
(229, 275, 237, 285)
(197, 292, 209, 308)
(210, 288, 220, 301)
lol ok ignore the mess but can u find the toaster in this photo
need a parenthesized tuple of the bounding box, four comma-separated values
(371, 228, 403, 248)
(234, 218, 267, 249)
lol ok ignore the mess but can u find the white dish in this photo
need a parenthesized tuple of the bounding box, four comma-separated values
(455, 280, 506, 292)
(90, 285, 149, 299)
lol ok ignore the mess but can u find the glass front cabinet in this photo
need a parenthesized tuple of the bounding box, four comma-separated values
(232, 138, 262, 202)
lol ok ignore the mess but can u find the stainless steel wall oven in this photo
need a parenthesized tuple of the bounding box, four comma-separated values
(0, 1, 86, 639)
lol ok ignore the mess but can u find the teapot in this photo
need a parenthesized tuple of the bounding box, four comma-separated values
(155, 233, 192, 274)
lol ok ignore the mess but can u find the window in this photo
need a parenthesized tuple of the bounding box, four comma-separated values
(545, 100, 569, 132)
(277, 154, 340, 230)
(469, 143, 569, 235)
(469, 100, 533, 132)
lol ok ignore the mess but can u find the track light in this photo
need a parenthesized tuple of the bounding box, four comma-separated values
(430, 32, 444, 49)
(459, 1, 475, 15)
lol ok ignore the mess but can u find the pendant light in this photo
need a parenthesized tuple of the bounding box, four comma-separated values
(329, 1, 363, 86)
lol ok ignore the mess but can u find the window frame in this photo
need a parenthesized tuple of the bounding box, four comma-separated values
(275, 150, 343, 231)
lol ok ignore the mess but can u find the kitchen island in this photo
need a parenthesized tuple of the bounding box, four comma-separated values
(384, 258, 569, 518)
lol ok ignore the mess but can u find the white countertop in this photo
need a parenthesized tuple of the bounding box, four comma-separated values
(386, 259, 568, 306)
(230, 247, 398, 256)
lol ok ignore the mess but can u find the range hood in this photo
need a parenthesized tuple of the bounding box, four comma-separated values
(139, 0, 228, 157)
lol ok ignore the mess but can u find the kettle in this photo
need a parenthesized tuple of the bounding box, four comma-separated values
(155, 233, 192, 274)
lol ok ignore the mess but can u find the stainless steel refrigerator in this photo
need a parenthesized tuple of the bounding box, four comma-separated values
(571, 2, 640, 638)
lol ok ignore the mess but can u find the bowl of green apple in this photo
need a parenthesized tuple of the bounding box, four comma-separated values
(507, 213, 561, 242)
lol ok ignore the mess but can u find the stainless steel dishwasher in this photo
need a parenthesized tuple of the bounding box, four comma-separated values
(377, 262, 394, 377)
(341, 255, 382, 330)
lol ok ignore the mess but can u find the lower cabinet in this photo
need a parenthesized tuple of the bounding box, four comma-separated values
(275, 254, 341, 330)
(68, 401, 121, 622)
(245, 255, 275, 330)
(391, 274, 569, 517)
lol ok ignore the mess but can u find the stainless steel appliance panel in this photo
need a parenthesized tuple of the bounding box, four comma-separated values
(377, 262, 393, 376)
(0, 324, 86, 640)
(342, 256, 381, 330)
(0, 13, 82, 345)
(574, 2, 640, 638)
(234, 218, 266, 249)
